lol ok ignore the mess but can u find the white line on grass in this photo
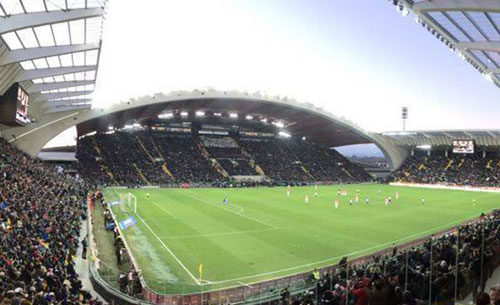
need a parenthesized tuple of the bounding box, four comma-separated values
(237, 281, 253, 288)
(182, 191, 278, 229)
(159, 228, 278, 239)
(151, 201, 177, 219)
(111, 189, 200, 285)
(202, 213, 482, 285)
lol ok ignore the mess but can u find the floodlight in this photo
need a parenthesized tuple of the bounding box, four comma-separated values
(278, 131, 291, 138)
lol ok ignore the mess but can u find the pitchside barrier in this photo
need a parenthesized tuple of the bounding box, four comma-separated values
(87, 187, 500, 305)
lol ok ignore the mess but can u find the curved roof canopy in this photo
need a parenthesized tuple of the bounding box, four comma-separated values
(0, 0, 107, 114)
(77, 93, 373, 148)
(382, 129, 500, 149)
(392, 0, 500, 88)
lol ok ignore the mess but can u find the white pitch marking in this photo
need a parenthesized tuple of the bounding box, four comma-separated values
(237, 281, 253, 288)
(182, 191, 278, 229)
(111, 189, 200, 285)
(160, 228, 277, 239)
(151, 201, 177, 219)
(201, 213, 485, 285)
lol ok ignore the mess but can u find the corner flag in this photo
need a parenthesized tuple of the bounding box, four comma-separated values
(199, 262, 203, 282)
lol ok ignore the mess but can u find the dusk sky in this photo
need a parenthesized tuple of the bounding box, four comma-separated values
(48, 0, 500, 150)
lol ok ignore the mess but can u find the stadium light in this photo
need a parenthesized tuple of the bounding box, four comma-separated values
(195, 111, 205, 117)
(214, 112, 222, 117)
(229, 113, 238, 118)
(180, 111, 188, 117)
(108, 126, 114, 130)
(302, 136, 306, 140)
(158, 112, 173, 119)
(484, 73, 493, 83)
(272, 121, 285, 128)
(246, 115, 253, 120)
(417, 144, 431, 150)
(278, 131, 291, 138)
(260, 118, 268, 123)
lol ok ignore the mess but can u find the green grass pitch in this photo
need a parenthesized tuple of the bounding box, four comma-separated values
(103, 184, 500, 294)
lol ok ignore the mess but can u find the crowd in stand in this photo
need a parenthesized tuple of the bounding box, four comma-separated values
(75, 137, 113, 186)
(201, 136, 258, 176)
(2, 131, 500, 305)
(282, 210, 500, 305)
(154, 134, 222, 183)
(0, 138, 103, 305)
(76, 130, 372, 186)
(239, 137, 371, 184)
(389, 152, 500, 187)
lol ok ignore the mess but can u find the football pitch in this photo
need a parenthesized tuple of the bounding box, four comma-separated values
(103, 184, 500, 294)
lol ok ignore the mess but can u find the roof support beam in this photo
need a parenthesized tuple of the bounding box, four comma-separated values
(44, 104, 91, 113)
(35, 90, 93, 102)
(31, 80, 95, 92)
(456, 41, 500, 51)
(412, 0, 500, 12)
(485, 68, 500, 74)
(0, 8, 104, 34)
(0, 44, 100, 67)
(42, 99, 92, 108)
(16, 65, 96, 81)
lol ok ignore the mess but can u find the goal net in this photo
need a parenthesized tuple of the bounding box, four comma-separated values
(120, 192, 137, 214)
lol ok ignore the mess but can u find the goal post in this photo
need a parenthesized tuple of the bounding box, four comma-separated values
(120, 192, 137, 214)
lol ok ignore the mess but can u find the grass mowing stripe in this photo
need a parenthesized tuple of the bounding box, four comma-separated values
(112, 189, 200, 285)
(182, 190, 278, 229)
(159, 228, 278, 239)
(202, 212, 483, 285)
(106, 185, 500, 293)
(151, 201, 177, 219)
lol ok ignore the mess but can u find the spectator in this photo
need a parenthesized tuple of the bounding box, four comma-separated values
(490, 284, 500, 305)
(0, 138, 101, 305)
(475, 292, 490, 305)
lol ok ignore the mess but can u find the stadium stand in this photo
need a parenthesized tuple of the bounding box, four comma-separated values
(239, 137, 371, 184)
(0, 138, 101, 305)
(76, 130, 371, 186)
(389, 152, 500, 187)
(200, 136, 258, 176)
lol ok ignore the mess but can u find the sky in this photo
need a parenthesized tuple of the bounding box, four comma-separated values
(46, 0, 500, 154)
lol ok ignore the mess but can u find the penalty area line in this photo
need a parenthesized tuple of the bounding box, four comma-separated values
(111, 189, 200, 285)
(159, 227, 278, 240)
(151, 201, 177, 219)
(202, 212, 485, 286)
(182, 191, 278, 229)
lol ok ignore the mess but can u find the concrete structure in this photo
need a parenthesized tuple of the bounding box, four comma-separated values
(0, 89, 409, 169)
(0, 0, 107, 116)
(391, 0, 500, 89)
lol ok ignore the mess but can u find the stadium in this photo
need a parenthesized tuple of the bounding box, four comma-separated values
(0, 1, 499, 305)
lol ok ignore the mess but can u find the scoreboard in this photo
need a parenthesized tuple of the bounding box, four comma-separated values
(452, 139, 474, 154)
(0, 83, 30, 126)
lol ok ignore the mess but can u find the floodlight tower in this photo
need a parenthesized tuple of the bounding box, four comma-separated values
(401, 107, 408, 131)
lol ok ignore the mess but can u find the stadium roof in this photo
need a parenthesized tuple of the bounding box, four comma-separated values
(382, 129, 500, 148)
(392, 0, 500, 88)
(77, 91, 374, 148)
(0, 0, 107, 114)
